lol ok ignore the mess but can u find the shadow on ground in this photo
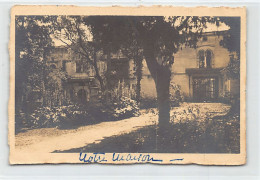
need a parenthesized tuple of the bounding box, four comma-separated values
(56, 112, 240, 154)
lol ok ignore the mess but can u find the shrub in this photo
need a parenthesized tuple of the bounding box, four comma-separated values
(25, 78, 141, 129)
(100, 80, 140, 120)
(26, 96, 140, 129)
(170, 82, 184, 107)
(112, 96, 140, 119)
(95, 96, 140, 121)
(28, 104, 92, 129)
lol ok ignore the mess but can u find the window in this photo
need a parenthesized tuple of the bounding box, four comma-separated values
(198, 49, 213, 68)
(76, 61, 89, 73)
(205, 50, 212, 68)
(76, 61, 83, 73)
(198, 50, 205, 68)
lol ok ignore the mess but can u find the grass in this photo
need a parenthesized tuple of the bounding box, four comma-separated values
(58, 110, 240, 154)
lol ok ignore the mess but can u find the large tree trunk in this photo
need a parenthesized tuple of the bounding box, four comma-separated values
(143, 48, 172, 130)
(156, 68, 171, 130)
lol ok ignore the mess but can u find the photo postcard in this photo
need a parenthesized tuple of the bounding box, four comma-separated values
(9, 5, 246, 165)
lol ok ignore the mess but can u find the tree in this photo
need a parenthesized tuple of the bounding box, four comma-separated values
(84, 16, 213, 130)
(53, 16, 144, 101)
(219, 17, 240, 80)
(218, 17, 241, 114)
(15, 16, 57, 131)
(15, 16, 55, 111)
(52, 16, 106, 92)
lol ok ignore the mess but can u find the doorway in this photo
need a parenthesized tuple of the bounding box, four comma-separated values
(193, 77, 218, 102)
(77, 89, 87, 103)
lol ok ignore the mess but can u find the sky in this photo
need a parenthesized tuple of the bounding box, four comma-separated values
(203, 21, 230, 32)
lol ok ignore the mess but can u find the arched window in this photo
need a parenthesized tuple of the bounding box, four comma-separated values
(206, 50, 212, 68)
(198, 50, 205, 68)
(198, 49, 213, 68)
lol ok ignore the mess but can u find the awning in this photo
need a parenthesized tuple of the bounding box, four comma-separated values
(186, 68, 223, 76)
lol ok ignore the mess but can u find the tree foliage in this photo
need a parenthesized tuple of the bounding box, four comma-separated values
(15, 16, 71, 112)
(219, 17, 241, 79)
(15, 16, 55, 110)
(52, 16, 106, 92)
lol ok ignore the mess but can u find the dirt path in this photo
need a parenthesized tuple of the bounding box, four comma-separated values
(15, 113, 158, 153)
(15, 103, 230, 153)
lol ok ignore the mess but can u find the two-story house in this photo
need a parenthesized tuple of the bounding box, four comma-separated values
(46, 46, 107, 104)
(47, 46, 137, 104)
(140, 31, 239, 102)
(48, 31, 239, 104)
(141, 31, 239, 102)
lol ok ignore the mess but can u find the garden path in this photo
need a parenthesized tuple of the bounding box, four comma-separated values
(15, 112, 158, 153)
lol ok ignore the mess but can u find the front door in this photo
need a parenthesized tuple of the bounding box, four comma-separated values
(193, 77, 218, 102)
(77, 89, 87, 104)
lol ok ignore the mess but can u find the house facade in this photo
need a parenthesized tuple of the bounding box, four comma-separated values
(140, 31, 239, 102)
(46, 47, 136, 104)
(46, 47, 107, 104)
(47, 31, 239, 104)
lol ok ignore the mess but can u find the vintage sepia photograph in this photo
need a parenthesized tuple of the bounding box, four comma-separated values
(9, 6, 246, 164)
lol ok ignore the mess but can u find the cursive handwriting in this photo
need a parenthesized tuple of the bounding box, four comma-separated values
(79, 152, 107, 163)
(79, 153, 183, 163)
(112, 153, 163, 162)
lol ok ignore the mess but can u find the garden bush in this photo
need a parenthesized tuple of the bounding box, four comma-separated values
(170, 82, 184, 107)
(26, 96, 140, 129)
(94, 96, 140, 121)
(28, 104, 92, 129)
(112, 96, 140, 119)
